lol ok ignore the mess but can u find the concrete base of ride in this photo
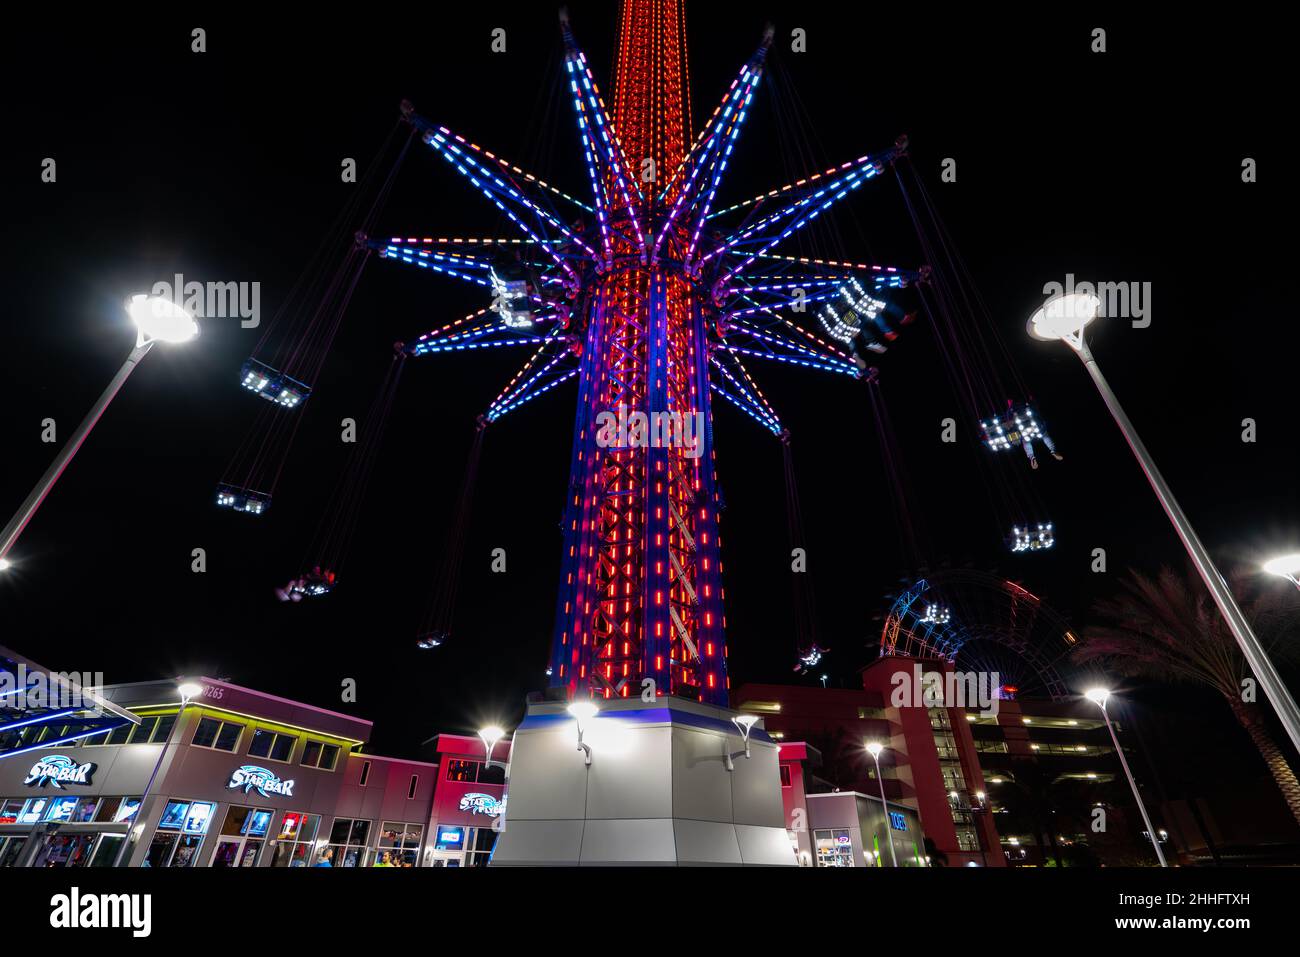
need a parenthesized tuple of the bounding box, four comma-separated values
(490, 696, 796, 866)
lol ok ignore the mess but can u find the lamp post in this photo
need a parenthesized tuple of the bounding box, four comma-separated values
(477, 725, 506, 770)
(1263, 554, 1300, 591)
(0, 295, 199, 570)
(1029, 292, 1300, 756)
(113, 679, 203, 867)
(567, 700, 597, 765)
(725, 714, 759, 771)
(865, 741, 898, 867)
(1084, 687, 1167, 867)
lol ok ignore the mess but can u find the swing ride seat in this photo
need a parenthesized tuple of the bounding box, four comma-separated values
(295, 568, 336, 598)
(215, 483, 271, 516)
(1009, 522, 1054, 553)
(980, 404, 1044, 452)
(488, 267, 535, 329)
(817, 277, 888, 346)
(239, 358, 313, 410)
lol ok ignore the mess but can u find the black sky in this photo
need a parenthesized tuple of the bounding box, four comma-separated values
(2, 6, 1295, 760)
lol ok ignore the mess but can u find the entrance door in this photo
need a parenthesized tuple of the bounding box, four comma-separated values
(211, 837, 263, 867)
(30, 833, 97, 868)
(0, 837, 27, 867)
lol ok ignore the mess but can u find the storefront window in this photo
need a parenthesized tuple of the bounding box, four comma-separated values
(211, 805, 273, 867)
(0, 837, 28, 867)
(326, 817, 370, 867)
(377, 822, 424, 866)
(466, 826, 496, 867)
(0, 798, 26, 824)
(43, 796, 79, 823)
(145, 799, 216, 867)
(93, 796, 142, 824)
(271, 812, 321, 867)
(813, 828, 855, 867)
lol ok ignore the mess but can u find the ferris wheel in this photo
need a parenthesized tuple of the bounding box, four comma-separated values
(878, 569, 1080, 700)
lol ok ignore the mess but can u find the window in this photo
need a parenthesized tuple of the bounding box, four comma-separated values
(325, 818, 371, 867)
(93, 797, 141, 824)
(130, 716, 159, 743)
(779, 765, 792, 787)
(359, 761, 371, 786)
(857, 706, 887, 720)
(271, 812, 321, 867)
(107, 723, 133, 746)
(445, 759, 479, 782)
(466, 827, 496, 867)
(146, 800, 216, 867)
(377, 822, 424, 866)
(150, 714, 177, 743)
(0, 799, 26, 824)
(813, 829, 855, 867)
(407, 775, 419, 800)
(248, 729, 296, 763)
(191, 717, 243, 752)
(301, 740, 341, 770)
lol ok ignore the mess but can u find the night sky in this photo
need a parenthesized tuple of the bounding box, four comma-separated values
(3, 6, 1295, 763)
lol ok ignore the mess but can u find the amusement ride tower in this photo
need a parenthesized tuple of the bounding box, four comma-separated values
(376, 0, 910, 705)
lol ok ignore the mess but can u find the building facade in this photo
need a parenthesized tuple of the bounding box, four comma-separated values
(735, 655, 1004, 867)
(0, 676, 505, 869)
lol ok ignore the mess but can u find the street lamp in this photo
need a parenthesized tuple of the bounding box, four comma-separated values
(725, 714, 759, 771)
(114, 679, 203, 867)
(478, 725, 506, 770)
(865, 740, 898, 867)
(1083, 687, 1167, 867)
(0, 294, 199, 569)
(1263, 553, 1300, 590)
(1030, 292, 1300, 756)
(567, 700, 598, 765)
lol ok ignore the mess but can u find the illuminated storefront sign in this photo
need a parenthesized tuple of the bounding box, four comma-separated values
(23, 756, 97, 789)
(457, 792, 503, 817)
(889, 811, 908, 831)
(227, 765, 295, 798)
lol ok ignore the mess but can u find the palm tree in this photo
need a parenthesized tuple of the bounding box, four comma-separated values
(1076, 564, 1300, 826)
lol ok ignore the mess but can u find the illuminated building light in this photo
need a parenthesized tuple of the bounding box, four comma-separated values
(416, 632, 444, 650)
(215, 483, 271, 516)
(1009, 522, 1055, 553)
(239, 359, 312, 410)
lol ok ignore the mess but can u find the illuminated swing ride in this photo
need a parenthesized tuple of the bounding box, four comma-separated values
(219, 0, 1070, 700)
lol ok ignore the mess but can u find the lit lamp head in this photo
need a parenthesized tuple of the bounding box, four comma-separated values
(177, 681, 203, 706)
(477, 725, 506, 763)
(1084, 686, 1111, 710)
(0, 557, 11, 573)
(127, 294, 199, 347)
(1263, 553, 1300, 588)
(1027, 291, 1100, 352)
(865, 740, 884, 760)
(567, 700, 598, 765)
(730, 713, 760, 765)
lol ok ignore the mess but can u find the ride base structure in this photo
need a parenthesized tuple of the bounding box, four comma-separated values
(491, 696, 794, 866)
